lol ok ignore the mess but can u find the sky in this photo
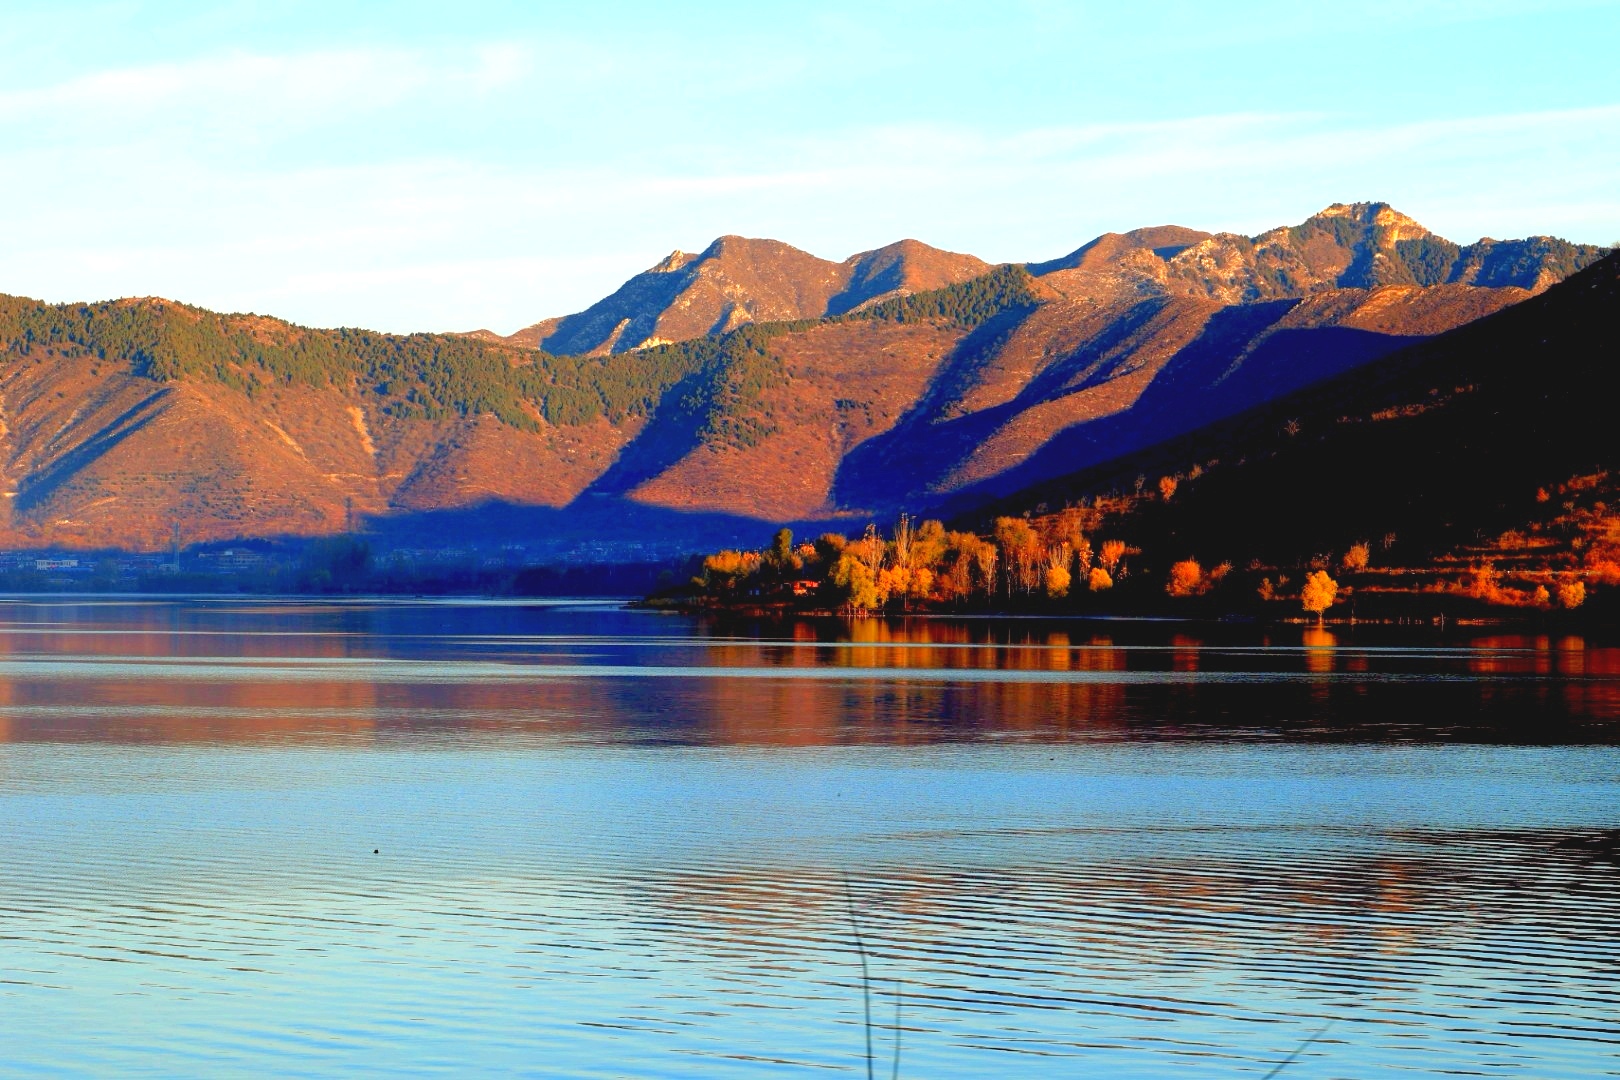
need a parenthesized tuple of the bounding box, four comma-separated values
(0, 0, 1616, 334)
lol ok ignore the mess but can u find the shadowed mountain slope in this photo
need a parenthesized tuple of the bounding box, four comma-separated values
(973, 251, 1620, 571)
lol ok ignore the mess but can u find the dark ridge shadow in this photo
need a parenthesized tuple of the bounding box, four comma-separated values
(579, 371, 711, 497)
(828, 307, 1036, 510)
(960, 253, 1617, 565)
(1024, 239, 1101, 277)
(707, 303, 743, 336)
(898, 304, 1043, 427)
(541, 263, 697, 356)
(826, 261, 905, 317)
(363, 497, 773, 553)
(1011, 298, 1182, 405)
(928, 316, 1422, 520)
(14, 389, 169, 514)
(910, 302, 1297, 514)
(832, 402, 1021, 513)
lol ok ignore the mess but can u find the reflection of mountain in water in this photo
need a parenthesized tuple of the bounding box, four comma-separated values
(1, 600, 1619, 745)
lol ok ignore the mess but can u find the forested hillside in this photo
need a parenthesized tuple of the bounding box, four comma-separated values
(676, 253, 1620, 622)
(0, 205, 1604, 553)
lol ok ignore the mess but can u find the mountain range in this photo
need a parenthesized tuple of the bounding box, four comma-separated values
(0, 202, 1606, 554)
(1000, 244, 1620, 592)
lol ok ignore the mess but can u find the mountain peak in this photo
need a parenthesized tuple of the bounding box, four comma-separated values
(536, 235, 990, 354)
(1305, 201, 1431, 244)
(699, 235, 813, 261)
(647, 250, 698, 274)
(520, 206, 1606, 356)
(1029, 203, 1601, 305)
(1314, 201, 1422, 226)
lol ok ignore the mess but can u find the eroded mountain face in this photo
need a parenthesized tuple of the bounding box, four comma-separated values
(1034, 202, 1599, 304)
(504, 237, 993, 355)
(0, 204, 1604, 550)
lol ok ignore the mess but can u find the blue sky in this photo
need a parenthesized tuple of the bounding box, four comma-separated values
(0, 0, 1615, 333)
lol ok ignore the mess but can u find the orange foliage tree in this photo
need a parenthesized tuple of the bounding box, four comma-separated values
(1098, 539, 1126, 575)
(1166, 559, 1205, 598)
(1301, 570, 1338, 624)
(994, 517, 1043, 595)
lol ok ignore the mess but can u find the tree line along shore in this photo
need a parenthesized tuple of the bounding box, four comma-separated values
(660, 507, 1604, 625)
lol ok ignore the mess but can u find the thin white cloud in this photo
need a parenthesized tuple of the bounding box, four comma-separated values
(0, 100, 1616, 333)
(0, 43, 535, 137)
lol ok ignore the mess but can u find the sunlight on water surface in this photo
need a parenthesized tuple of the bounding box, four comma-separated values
(1, 599, 1618, 1077)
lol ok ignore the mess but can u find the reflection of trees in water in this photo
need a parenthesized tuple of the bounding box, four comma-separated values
(1302, 627, 1337, 674)
(8, 606, 1620, 746)
(1468, 634, 1620, 720)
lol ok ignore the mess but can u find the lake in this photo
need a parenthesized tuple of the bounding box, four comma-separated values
(1, 598, 1618, 1077)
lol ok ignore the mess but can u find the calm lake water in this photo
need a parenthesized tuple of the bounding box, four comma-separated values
(2, 598, 1618, 1078)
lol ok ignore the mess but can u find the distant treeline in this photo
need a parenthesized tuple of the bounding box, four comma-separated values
(686, 513, 1154, 615)
(0, 539, 681, 598)
(0, 265, 1039, 448)
(677, 495, 1602, 623)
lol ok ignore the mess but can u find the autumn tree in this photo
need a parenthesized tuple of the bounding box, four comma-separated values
(912, 519, 949, 574)
(890, 513, 915, 574)
(1467, 562, 1508, 604)
(1166, 559, 1204, 598)
(1342, 543, 1370, 572)
(971, 536, 999, 600)
(1557, 578, 1587, 610)
(766, 528, 801, 582)
(1073, 535, 1094, 576)
(831, 553, 883, 613)
(1098, 539, 1126, 575)
(994, 516, 1042, 595)
(1044, 543, 1072, 599)
(877, 565, 910, 606)
(1039, 508, 1086, 553)
(1158, 475, 1178, 501)
(854, 523, 884, 580)
(1088, 566, 1113, 591)
(703, 550, 759, 595)
(1301, 570, 1338, 624)
(814, 533, 848, 566)
(935, 530, 983, 603)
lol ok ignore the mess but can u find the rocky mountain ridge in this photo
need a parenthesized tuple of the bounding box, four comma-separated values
(1032, 202, 1596, 304)
(0, 203, 1606, 552)
(496, 236, 993, 355)
(494, 202, 1602, 355)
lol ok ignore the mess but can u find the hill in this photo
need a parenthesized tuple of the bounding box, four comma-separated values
(967, 250, 1620, 611)
(1031, 203, 1598, 303)
(499, 236, 993, 355)
(0, 204, 1605, 554)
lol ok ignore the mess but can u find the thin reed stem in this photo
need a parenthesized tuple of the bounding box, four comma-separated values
(1262, 1019, 1336, 1079)
(843, 875, 874, 1080)
(890, 979, 902, 1080)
